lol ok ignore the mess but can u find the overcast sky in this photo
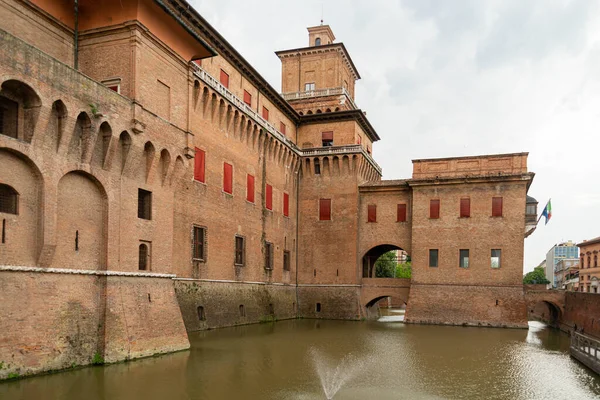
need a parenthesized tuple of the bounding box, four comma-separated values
(191, 0, 600, 273)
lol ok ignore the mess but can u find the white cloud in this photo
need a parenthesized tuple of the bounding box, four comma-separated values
(190, 0, 600, 272)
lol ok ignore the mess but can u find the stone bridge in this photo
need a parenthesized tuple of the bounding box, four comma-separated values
(524, 284, 567, 327)
(361, 277, 411, 319)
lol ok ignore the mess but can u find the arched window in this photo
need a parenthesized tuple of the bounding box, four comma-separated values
(315, 37, 321, 46)
(0, 184, 18, 215)
(139, 243, 149, 270)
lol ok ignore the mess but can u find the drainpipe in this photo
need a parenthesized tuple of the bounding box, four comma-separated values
(295, 159, 300, 317)
(74, 0, 79, 70)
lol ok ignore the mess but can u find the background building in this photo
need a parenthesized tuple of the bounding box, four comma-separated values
(545, 241, 579, 288)
(578, 237, 600, 293)
(555, 258, 579, 289)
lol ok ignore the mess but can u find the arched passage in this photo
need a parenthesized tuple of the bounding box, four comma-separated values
(529, 300, 562, 327)
(52, 171, 107, 270)
(362, 244, 409, 278)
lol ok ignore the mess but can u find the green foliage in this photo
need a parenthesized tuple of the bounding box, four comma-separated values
(375, 251, 397, 277)
(92, 352, 104, 366)
(7, 372, 19, 380)
(395, 261, 412, 279)
(523, 266, 550, 284)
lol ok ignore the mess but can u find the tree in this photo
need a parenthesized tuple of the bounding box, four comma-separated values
(523, 266, 550, 284)
(375, 251, 397, 277)
(395, 261, 412, 279)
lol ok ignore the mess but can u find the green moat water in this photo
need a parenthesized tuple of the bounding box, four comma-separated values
(2, 312, 600, 399)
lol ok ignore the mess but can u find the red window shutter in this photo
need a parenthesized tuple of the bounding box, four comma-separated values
(367, 204, 377, 223)
(223, 163, 233, 194)
(266, 184, 273, 210)
(194, 148, 205, 183)
(243, 90, 251, 106)
(430, 200, 440, 219)
(460, 198, 470, 218)
(193, 59, 202, 66)
(357, 136, 362, 145)
(262, 106, 269, 120)
(322, 131, 334, 141)
(492, 197, 503, 217)
(397, 204, 407, 222)
(220, 70, 229, 88)
(280, 122, 286, 135)
(246, 174, 255, 203)
(283, 193, 289, 217)
(319, 198, 331, 220)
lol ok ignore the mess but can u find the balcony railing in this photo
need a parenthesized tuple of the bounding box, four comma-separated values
(281, 87, 358, 110)
(190, 63, 380, 174)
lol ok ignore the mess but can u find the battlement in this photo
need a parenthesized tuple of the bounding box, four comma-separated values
(412, 152, 529, 180)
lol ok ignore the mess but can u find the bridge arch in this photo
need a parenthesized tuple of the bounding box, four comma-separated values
(361, 243, 409, 278)
(524, 286, 566, 328)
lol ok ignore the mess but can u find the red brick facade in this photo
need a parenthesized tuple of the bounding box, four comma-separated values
(0, 0, 537, 379)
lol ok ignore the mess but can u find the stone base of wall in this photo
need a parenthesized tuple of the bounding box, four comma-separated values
(563, 292, 600, 339)
(0, 269, 189, 380)
(404, 284, 528, 328)
(297, 285, 362, 320)
(174, 280, 297, 331)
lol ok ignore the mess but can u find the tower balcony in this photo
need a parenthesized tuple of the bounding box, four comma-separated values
(301, 144, 381, 175)
(525, 195, 538, 238)
(282, 87, 358, 110)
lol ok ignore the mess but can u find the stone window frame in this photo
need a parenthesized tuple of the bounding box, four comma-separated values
(429, 249, 438, 268)
(491, 249, 501, 269)
(459, 249, 469, 269)
(101, 78, 121, 94)
(191, 225, 207, 262)
(139, 240, 151, 271)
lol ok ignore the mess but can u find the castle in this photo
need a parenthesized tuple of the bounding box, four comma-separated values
(0, 0, 539, 379)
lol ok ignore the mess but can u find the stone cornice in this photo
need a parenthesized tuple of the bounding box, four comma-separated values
(0, 265, 176, 278)
(299, 109, 380, 142)
(407, 172, 535, 188)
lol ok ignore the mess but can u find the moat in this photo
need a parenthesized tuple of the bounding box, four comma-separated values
(2, 313, 599, 400)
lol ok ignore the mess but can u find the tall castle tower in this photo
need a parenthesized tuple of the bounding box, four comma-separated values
(276, 25, 361, 119)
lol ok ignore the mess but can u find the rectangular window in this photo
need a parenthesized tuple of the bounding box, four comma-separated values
(397, 204, 407, 222)
(192, 226, 206, 261)
(138, 189, 152, 220)
(459, 249, 469, 268)
(357, 135, 362, 145)
(266, 184, 273, 210)
(429, 249, 438, 268)
(367, 204, 377, 223)
(460, 198, 470, 218)
(246, 174, 255, 203)
(220, 69, 229, 88)
(319, 198, 331, 220)
(223, 162, 233, 194)
(430, 199, 440, 219)
(101, 78, 121, 94)
(243, 90, 251, 106)
(265, 242, 273, 270)
(194, 148, 205, 183)
(491, 249, 501, 269)
(280, 122, 286, 135)
(322, 131, 333, 147)
(492, 197, 503, 217)
(283, 250, 291, 271)
(304, 82, 315, 91)
(234, 236, 245, 266)
(283, 192, 289, 217)
(262, 106, 269, 121)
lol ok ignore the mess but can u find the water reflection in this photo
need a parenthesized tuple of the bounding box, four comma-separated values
(1, 318, 599, 400)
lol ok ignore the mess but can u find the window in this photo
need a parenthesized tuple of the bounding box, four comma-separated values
(0, 184, 18, 215)
(595, 254, 598, 267)
(262, 106, 269, 121)
(429, 249, 438, 268)
(0, 96, 18, 139)
(315, 37, 321, 46)
(304, 82, 315, 91)
(265, 242, 273, 270)
(314, 159, 321, 175)
(101, 78, 121, 94)
(397, 204, 407, 222)
(139, 242, 150, 270)
(492, 197, 503, 217)
(266, 184, 273, 210)
(280, 122, 286, 135)
(367, 204, 377, 223)
(322, 131, 333, 147)
(526, 204, 536, 215)
(319, 198, 331, 220)
(194, 148, 205, 183)
(243, 90, 251, 106)
(239, 304, 245, 317)
(197, 306, 206, 321)
(283, 192, 289, 217)
(235, 236, 245, 266)
(357, 135, 362, 145)
(223, 162, 233, 194)
(283, 250, 291, 271)
(459, 249, 469, 268)
(430, 199, 440, 219)
(246, 174, 255, 203)
(219, 69, 229, 88)
(138, 189, 152, 220)
(460, 198, 470, 218)
(192, 226, 206, 261)
(491, 249, 501, 268)
(316, 303, 321, 312)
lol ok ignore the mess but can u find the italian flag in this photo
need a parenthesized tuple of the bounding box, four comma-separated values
(541, 199, 552, 225)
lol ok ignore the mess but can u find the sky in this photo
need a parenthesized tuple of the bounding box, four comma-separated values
(190, 0, 600, 273)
